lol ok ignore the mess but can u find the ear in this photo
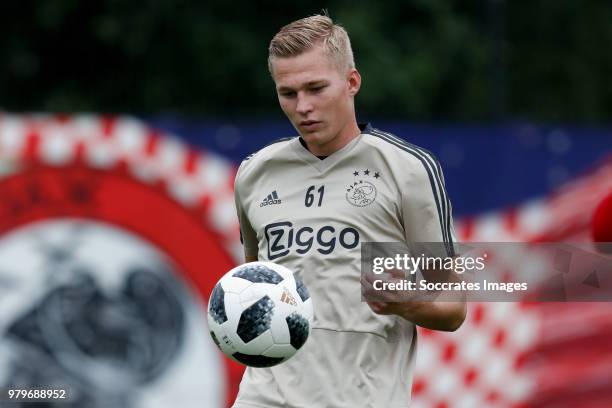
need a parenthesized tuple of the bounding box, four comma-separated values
(347, 68, 361, 97)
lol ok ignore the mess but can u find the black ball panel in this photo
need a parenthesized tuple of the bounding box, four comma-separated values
(286, 312, 309, 350)
(233, 264, 283, 284)
(237, 295, 274, 343)
(232, 352, 285, 367)
(210, 331, 221, 350)
(209, 283, 227, 324)
(295, 275, 310, 301)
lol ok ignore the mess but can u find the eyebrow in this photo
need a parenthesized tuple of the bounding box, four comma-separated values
(277, 80, 328, 92)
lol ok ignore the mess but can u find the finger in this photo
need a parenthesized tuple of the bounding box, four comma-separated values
(363, 270, 378, 284)
(361, 278, 377, 300)
(367, 301, 383, 313)
(388, 268, 405, 280)
(361, 273, 374, 289)
(367, 301, 392, 315)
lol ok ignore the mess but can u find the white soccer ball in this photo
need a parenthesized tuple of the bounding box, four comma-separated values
(207, 262, 313, 367)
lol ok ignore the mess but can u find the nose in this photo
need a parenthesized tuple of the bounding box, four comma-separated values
(296, 93, 313, 115)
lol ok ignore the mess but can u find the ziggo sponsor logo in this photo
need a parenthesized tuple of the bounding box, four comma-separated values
(264, 221, 360, 260)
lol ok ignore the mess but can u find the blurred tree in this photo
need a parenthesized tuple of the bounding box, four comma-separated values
(507, 1, 612, 122)
(0, 0, 610, 122)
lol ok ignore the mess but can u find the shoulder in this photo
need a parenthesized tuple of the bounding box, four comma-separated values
(362, 126, 444, 185)
(363, 126, 441, 169)
(235, 136, 296, 187)
(242, 137, 295, 163)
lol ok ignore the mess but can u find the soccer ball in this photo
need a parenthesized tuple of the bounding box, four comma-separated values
(207, 262, 313, 367)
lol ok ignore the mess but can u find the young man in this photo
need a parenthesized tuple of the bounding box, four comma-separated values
(233, 14, 466, 407)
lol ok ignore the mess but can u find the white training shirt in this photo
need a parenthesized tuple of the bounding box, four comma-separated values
(233, 124, 455, 408)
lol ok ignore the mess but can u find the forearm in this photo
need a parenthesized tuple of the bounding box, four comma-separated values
(365, 266, 467, 331)
(390, 300, 466, 331)
(405, 265, 466, 331)
(367, 292, 466, 331)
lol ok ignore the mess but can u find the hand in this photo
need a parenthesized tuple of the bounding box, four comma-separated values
(361, 267, 466, 331)
(361, 268, 414, 315)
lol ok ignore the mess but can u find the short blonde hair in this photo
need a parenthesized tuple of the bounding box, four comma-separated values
(268, 14, 355, 75)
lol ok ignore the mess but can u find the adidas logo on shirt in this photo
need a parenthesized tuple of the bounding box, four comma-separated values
(260, 190, 282, 207)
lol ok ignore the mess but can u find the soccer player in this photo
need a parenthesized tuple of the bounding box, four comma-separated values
(233, 14, 466, 407)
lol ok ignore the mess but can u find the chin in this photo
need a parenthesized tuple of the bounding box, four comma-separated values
(300, 131, 329, 144)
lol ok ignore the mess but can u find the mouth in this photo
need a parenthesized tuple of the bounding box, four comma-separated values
(299, 120, 322, 132)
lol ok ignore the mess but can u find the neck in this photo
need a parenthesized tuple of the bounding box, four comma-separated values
(304, 120, 361, 156)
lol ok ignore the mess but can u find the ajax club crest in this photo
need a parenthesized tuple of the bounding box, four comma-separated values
(346, 169, 380, 207)
(0, 115, 240, 408)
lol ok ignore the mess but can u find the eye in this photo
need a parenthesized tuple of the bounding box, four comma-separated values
(310, 86, 325, 93)
(280, 91, 296, 98)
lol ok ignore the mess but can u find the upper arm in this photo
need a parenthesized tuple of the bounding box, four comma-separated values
(400, 156, 456, 258)
(235, 166, 259, 262)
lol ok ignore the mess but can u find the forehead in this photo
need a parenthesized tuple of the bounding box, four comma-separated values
(271, 47, 341, 88)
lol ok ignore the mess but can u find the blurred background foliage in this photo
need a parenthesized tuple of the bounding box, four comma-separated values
(1, 0, 611, 122)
